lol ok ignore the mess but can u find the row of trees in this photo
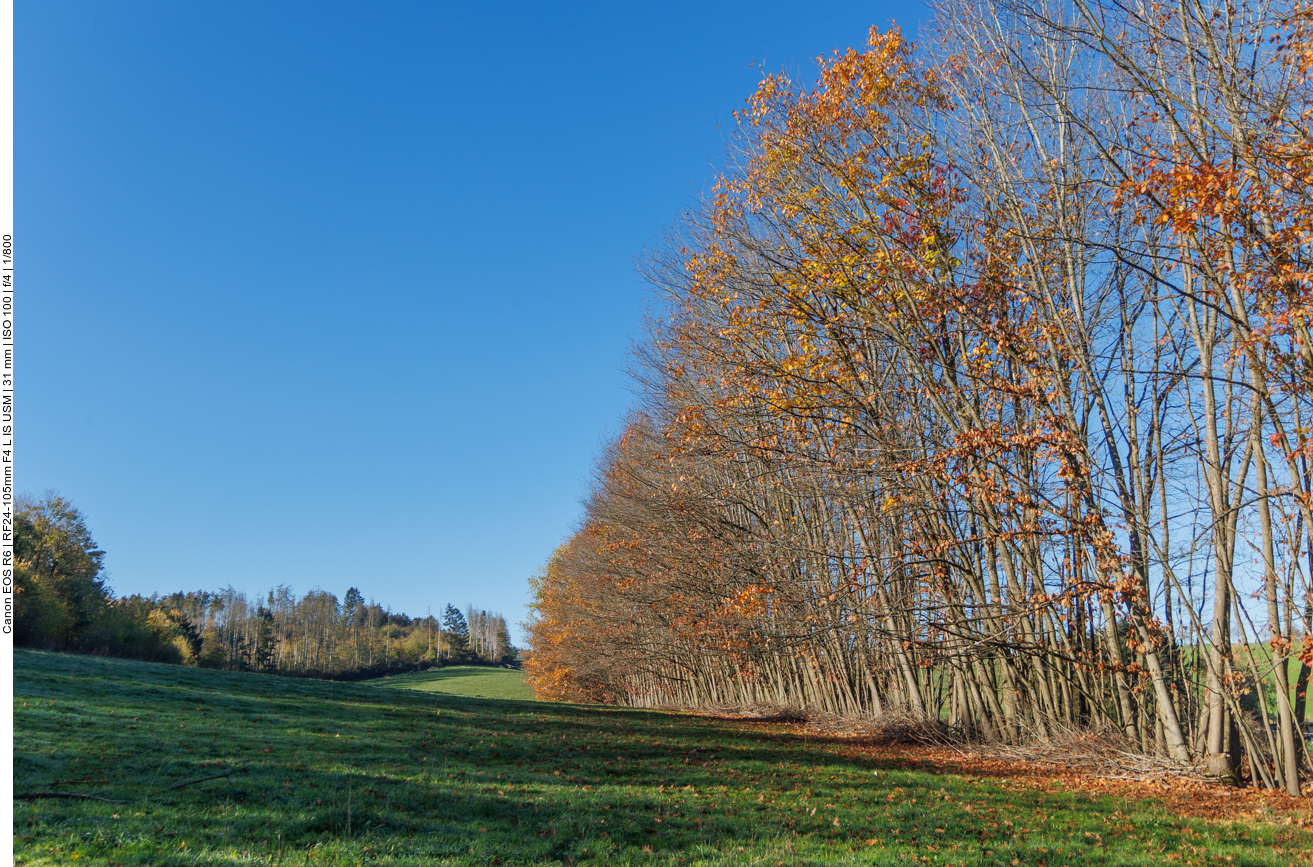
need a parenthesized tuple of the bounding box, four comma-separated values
(144, 589, 515, 677)
(526, 0, 1313, 794)
(15, 493, 516, 678)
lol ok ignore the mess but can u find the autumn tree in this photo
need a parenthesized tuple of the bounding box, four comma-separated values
(528, 0, 1313, 795)
(14, 493, 110, 648)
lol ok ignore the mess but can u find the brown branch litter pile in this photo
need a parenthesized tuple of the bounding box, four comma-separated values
(802, 712, 1208, 782)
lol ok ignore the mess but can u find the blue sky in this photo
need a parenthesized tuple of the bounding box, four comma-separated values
(21, 0, 927, 642)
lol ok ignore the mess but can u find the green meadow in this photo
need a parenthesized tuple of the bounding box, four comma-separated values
(13, 649, 1312, 866)
(367, 667, 535, 701)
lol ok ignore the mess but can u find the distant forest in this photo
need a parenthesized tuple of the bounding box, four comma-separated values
(14, 493, 515, 679)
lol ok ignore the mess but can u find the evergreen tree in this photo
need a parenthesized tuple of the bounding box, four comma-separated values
(252, 606, 275, 672)
(493, 615, 514, 663)
(442, 604, 469, 656)
(342, 587, 365, 627)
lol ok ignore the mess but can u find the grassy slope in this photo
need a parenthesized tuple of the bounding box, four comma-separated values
(13, 650, 1312, 866)
(1179, 644, 1313, 723)
(366, 667, 535, 701)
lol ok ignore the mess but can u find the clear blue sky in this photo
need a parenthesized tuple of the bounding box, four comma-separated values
(20, 1, 928, 643)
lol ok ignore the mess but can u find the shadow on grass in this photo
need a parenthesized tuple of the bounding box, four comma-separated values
(13, 650, 1310, 866)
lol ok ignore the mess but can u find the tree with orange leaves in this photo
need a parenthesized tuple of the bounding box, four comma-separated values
(526, 1, 1313, 796)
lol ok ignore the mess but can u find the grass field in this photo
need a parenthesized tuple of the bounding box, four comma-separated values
(366, 667, 534, 701)
(13, 649, 1313, 866)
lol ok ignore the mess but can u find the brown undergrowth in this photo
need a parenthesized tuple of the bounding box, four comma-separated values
(689, 706, 1313, 826)
(793, 716, 1313, 826)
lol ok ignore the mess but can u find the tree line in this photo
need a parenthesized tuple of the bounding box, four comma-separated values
(15, 493, 515, 678)
(525, 0, 1313, 795)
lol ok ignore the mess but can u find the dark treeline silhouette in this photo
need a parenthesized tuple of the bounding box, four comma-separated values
(15, 492, 515, 679)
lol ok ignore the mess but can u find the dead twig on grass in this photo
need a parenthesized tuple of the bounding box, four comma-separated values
(15, 792, 121, 802)
(164, 769, 238, 791)
(52, 778, 109, 785)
